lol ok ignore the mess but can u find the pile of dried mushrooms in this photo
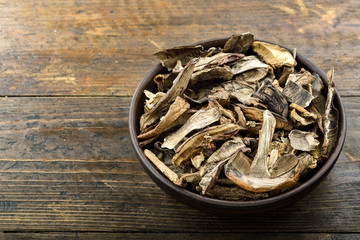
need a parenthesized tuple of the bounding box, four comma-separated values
(138, 32, 339, 201)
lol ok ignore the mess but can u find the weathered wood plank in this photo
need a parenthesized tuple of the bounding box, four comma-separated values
(0, 0, 358, 96)
(2, 232, 359, 240)
(0, 96, 357, 232)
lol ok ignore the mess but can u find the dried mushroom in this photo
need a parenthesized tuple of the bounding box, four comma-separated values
(321, 69, 339, 158)
(251, 41, 296, 69)
(162, 106, 221, 149)
(154, 45, 204, 71)
(138, 32, 339, 201)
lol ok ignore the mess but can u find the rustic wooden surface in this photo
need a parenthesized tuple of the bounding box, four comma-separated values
(0, 0, 358, 238)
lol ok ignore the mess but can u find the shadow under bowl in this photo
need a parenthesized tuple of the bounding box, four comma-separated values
(129, 38, 347, 215)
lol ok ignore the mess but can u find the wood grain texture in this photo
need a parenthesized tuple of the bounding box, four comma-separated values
(0, 0, 358, 96)
(1, 232, 360, 240)
(0, 97, 357, 233)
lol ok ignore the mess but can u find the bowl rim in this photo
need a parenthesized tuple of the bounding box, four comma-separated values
(129, 37, 347, 210)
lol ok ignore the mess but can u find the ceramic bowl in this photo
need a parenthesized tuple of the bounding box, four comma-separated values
(129, 37, 346, 215)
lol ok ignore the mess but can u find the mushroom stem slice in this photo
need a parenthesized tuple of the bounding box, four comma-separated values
(249, 110, 277, 177)
(144, 149, 182, 186)
(321, 68, 339, 158)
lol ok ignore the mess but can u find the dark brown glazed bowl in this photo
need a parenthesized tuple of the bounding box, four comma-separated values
(129, 38, 346, 215)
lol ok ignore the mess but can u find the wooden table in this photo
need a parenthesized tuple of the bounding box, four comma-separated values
(0, 0, 358, 239)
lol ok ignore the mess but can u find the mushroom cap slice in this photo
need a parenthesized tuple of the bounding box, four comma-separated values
(154, 45, 204, 71)
(172, 124, 241, 166)
(162, 106, 221, 149)
(251, 41, 296, 69)
(289, 130, 320, 152)
(223, 32, 254, 54)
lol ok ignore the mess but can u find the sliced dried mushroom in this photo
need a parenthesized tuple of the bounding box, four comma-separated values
(154, 72, 178, 92)
(268, 153, 299, 178)
(311, 74, 324, 98)
(144, 90, 165, 112)
(144, 149, 182, 186)
(140, 59, 197, 131)
(234, 68, 269, 86)
(278, 66, 294, 86)
(231, 55, 270, 76)
(208, 97, 236, 122)
(180, 172, 201, 185)
(206, 137, 250, 164)
(289, 129, 319, 151)
(191, 152, 206, 169)
(194, 52, 244, 72)
(253, 79, 289, 118)
(293, 69, 316, 86)
(202, 53, 245, 69)
(289, 103, 318, 127)
(138, 96, 190, 139)
(224, 110, 300, 192)
(222, 80, 259, 105)
(162, 106, 221, 149)
(172, 123, 241, 166)
(236, 103, 293, 130)
(154, 45, 204, 71)
(321, 68, 339, 158)
(190, 66, 233, 86)
(198, 158, 229, 194)
(223, 32, 254, 54)
(297, 152, 317, 177)
(234, 105, 247, 127)
(282, 80, 314, 108)
(251, 41, 296, 69)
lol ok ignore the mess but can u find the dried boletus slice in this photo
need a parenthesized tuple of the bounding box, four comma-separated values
(154, 45, 204, 71)
(190, 66, 233, 86)
(253, 79, 289, 118)
(140, 59, 197, 131)
(236, 103, 293, 130)
(321, 68, 339, 158)
(138, 96, 190, 139)
(231, 55, 270, 75)
(144, 90, 165, 112)
(172, 123, 241, 166)
(162, 106, 221, 149)
(251, 41, 296, 69)
(282, 80, 314, 108)
(289, 129, 319, 152)
(224, 110, 300, 192)
(223, 32, 254, 54)
(289, 103, 318, 127)
(144, 149, 182, 186)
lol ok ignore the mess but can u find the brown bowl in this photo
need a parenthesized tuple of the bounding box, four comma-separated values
(129, 37, 346, 215)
